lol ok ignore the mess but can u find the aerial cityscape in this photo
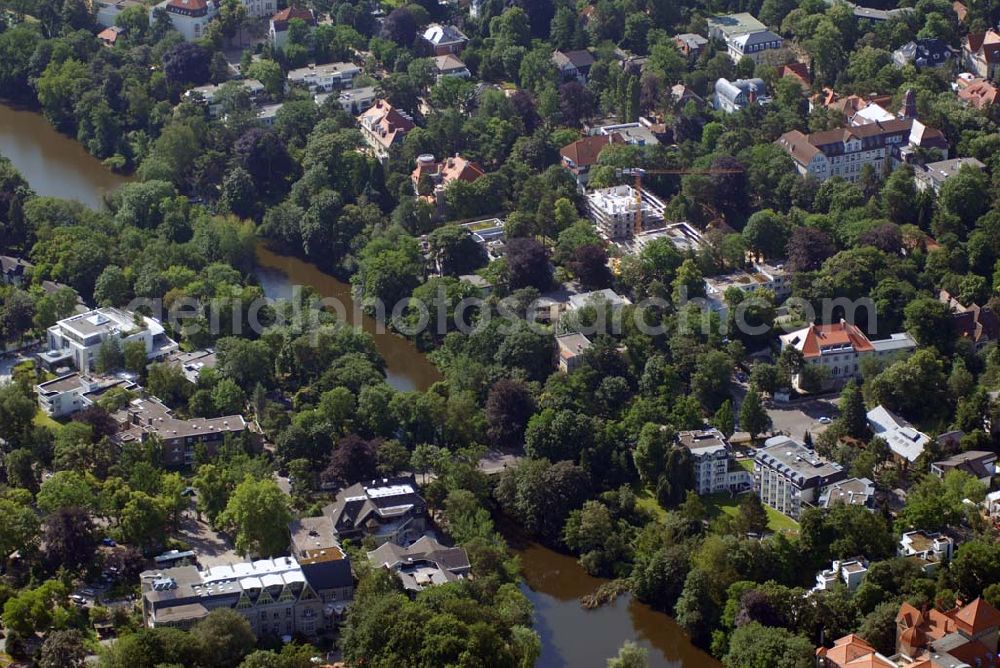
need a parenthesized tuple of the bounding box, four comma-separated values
(1, 0, 1000, 666)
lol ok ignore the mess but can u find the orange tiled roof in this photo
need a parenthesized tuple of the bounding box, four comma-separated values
(950, 597, 1000, 635)
(559, 133, 624, 169)
(797, 322, 875, 358)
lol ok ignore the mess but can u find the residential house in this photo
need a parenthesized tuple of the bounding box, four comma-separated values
(286, 62, 360, 93)
(703, 265, 791, 312)
(915, 157, 987, 194)
(555, 333, 591, 373)
(316, 86, 377, 114)
(893, 39, 954, 69)
(986, 490, 1000, 520)
(678, 428, 752, 496)
(753, 435, 846, 519)
(775, 119, 949, 183)
(585, 121, 660, 147)
(162, 348, 217, 384)
(956, 73, 999, 108)
(241, 0, 276, 19)
(256, 103, 282, 127)
(96, 0, 144, 27)
(962, 29, 1000, 79)
(368, 536, 470, 593)
(40, 307, 178, 372)
(185, 79, 265, 118)
(585, 184, 664, 239)
(706, 13, 783, 64)
(939, 288, 999, 349)
(269, 6, 316, 50)
(36, 372, 137, 418)
(671, 84, 707, 108)
(357, 100, 415, 159)
(552, 49, 596, 83)
(816, 634, 894, 668)
(814, 558, 869, 592)
(411, 154, 485, 208)
(97, 25, 126, 47)
(866, 405, 930, 464)
(777, 62, 811, 89)
(567, 289, 632, 312)
(931, 450, 997, 485)
(674, 33, 708, 60)
(898, 530, 955, 574)
(432, 54, 471, 80)
(0, 255, 32, 285)
(817, 477, 876, 509)
(111, 396, 248, 467)
(321, 476, 427, 546)
(713, 77, 769, 113)
(780, 321, 916, 388)
(140, 555, 353, 635)
(896, 597, 1000, 666)
(150, 0, 219, 42)
(559, 133, 625, 190)
(421, 24, 468, 56)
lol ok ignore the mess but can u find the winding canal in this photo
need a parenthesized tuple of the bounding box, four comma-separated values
(0, 101, 718, 668)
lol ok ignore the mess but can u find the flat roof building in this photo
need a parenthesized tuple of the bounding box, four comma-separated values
(586, 185, 664, 240)
(754, 435, 846, 519)
(42, 307, 177, 372)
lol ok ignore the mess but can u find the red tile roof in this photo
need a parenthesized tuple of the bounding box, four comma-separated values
(559, 133, 624, 170)
(951, 597, 1000, 635)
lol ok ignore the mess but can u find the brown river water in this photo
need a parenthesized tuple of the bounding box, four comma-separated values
(0, 101, 718, 667)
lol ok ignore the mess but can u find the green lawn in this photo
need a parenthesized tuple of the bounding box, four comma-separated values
(702, 493, 800, 534)
(33, 409, 62, 432)
(736, 458, 754, 473)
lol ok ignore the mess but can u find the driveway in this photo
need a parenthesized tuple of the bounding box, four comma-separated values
(176, 512, 240, 568)
(478, 450, 522, 476)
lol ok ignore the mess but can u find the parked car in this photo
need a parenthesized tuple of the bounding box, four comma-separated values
(818, 417, 832, 424)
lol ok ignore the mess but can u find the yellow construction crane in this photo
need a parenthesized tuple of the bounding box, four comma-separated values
(618, 167, 745, 237)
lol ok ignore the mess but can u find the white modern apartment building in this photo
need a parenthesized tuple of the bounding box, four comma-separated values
(779, 320, 916, 386)
(36, 372, 137, 418)
(706, 13, 783, 64)
(678, 428, 752, 495)
(585, 185, 664, 240)
(898, 530, 955, 574)
(41, 308, 177, 372)
(866, 405, 929, 464)
(286, 62, 360, 93)
(814, 558, 869, 592)
(753, 435, 846, 519)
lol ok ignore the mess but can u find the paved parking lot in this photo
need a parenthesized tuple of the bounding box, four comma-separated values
(731, 382, 840, 442)
(766, 396, 840, 441)
(176, 512, 240, 568)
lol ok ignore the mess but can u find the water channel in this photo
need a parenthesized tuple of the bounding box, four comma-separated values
(0, 101, 718, 668)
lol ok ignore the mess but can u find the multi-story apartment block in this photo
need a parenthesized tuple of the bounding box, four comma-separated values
(111, 396, 248, 467)
(585, 185, 664, 240)
(753, 436, 846, 519)
(678, 428, 752, 495)
(779, 320, 916, 387)
(184, 79, 265, 118)
(40, 308, 177, 372)
(706, 13, 783, 64)
(286, 62, 360, 93)
(140, 554, 353, 635)
(36, 372, 137, 418)
(775, 119, 949, 182)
